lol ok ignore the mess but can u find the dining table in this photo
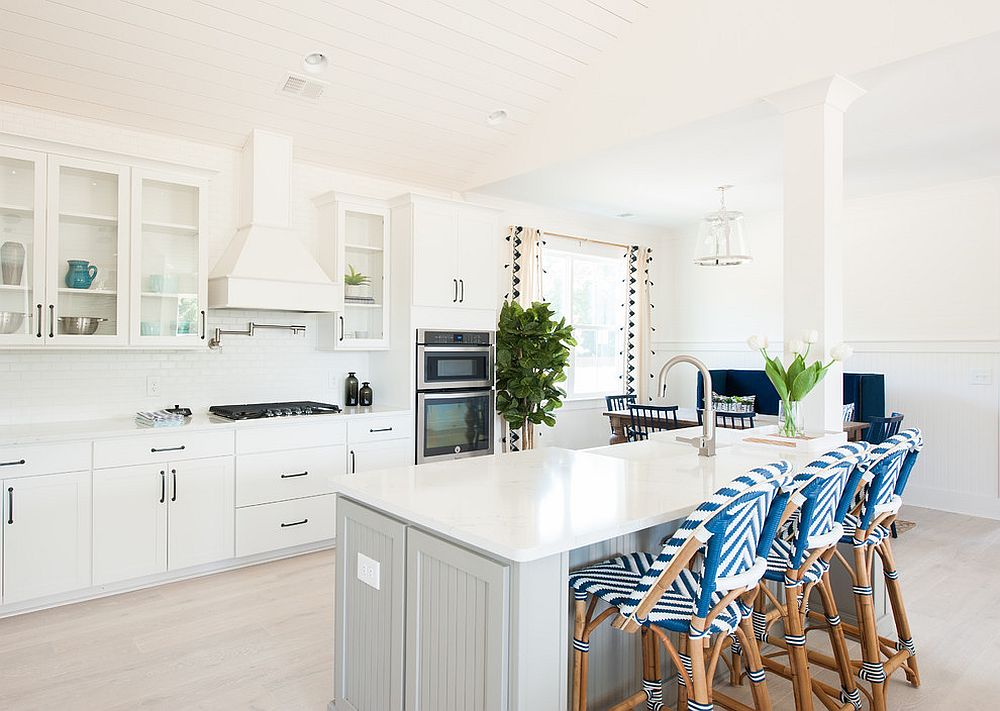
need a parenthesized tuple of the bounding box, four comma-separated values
(602, 407, 870, 445)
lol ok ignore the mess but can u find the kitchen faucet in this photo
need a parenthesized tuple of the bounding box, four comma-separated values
(656, 355, 716, 457)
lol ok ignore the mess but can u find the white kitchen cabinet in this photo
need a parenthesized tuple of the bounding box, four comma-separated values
(46, 155, 130, 346)
(129, 170, 209, 346)
(349, 440, 413, 473)
(456, 211, 499, 310)
(315, 192, 391, 351)
(0, 147, 47, 345)
(93, 464, 168, 585)
(2, 470, 91, 604)
(167, 456, 235, 570)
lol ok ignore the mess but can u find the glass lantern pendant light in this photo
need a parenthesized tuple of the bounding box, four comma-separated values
(693, 185, 751, 266)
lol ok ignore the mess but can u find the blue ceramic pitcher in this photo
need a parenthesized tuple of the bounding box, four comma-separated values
(65, 260, 98, 289)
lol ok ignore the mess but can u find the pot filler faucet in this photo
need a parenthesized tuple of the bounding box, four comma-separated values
(656, 355, 716, 457)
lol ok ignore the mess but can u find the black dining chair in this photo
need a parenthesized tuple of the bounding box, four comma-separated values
(696, 409, 757, 429)
(627, 404, 680, 441)
(605, 394, 637, 435)
(864, 412, 904, 445)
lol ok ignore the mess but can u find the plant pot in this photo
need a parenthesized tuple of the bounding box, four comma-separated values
(345, 284, 370, 299)
(778, 400, 805, 438)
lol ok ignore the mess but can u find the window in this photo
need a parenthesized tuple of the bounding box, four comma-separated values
(542, 238, 626, 399)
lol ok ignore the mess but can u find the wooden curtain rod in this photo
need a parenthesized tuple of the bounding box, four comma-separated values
(540, 230, 635, 251)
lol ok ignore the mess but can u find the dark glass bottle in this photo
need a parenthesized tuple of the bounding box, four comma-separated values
(359, 382, 373, 407)
(345, 372, 359, 407)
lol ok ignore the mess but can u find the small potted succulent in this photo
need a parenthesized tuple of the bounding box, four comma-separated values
(344, 265, 371, 299)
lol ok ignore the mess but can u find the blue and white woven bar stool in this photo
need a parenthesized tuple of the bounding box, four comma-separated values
(826, 429, 924, 711)
(568, 460, 793, 711)
(745, 442, 869, 711)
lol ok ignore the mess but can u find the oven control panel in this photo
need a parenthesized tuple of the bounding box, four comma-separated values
(418, 330, 493, 346)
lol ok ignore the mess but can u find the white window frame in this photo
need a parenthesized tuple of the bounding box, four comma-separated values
(542, 239, 626, 401)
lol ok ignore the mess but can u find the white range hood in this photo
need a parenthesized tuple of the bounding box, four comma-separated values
(208, 129, 342, 312)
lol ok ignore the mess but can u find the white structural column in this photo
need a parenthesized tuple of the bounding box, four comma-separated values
(767, 76, 866, 434)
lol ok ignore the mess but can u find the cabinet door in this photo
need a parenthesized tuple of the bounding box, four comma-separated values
(456, 211, 498, 310)
(0, 147, 47, 345)
(93, 464, 168, 585)
(411, 203, 458, 308)
(46, 156, 130, 345)
(405, 529, 509, 711)
(167, 456, 235, 570)
(130, 170, 208, 347)
(350, 439, 413, 473)
(338, 201, 391, 350)
(2, 470, 92, 604)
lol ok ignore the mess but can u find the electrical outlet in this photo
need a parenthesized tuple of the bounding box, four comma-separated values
(970, 368, 993, 386)
(329, 371, 338, 389)
(146, 376, 161, 397)
(357, 552, 380, 590)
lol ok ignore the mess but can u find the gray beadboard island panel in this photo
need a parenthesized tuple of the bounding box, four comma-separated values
(405, 528, 510, 711)
(333, 497, 407, 711)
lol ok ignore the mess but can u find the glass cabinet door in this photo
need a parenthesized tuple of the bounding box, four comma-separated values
(0, 148, 46, 345)
(337, 202, 389, 350)
(130, 172, 206, 346)
(46, 156, 129, 344)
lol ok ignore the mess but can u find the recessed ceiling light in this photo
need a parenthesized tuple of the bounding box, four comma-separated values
(486, 109, 508, 126)
(302, 52, 329, 74)
(617, 213, 635, 219)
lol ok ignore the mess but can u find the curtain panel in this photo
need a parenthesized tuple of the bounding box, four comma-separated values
(625, 245, 655, 402)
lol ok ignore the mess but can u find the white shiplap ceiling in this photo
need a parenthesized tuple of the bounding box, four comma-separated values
(0, 0, 651, 188)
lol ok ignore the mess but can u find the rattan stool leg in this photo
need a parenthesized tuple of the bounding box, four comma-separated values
(816, 573, 862, 709)
(876, 541, 921, 687)
(852, 545, 888, 711)
(782, 582, 814, 711)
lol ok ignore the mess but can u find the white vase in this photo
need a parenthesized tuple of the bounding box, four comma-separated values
(345, 284, 369, 299)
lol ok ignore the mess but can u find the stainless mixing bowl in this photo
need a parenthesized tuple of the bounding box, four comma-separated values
(58, 316, 108, 335)
(0, 311, 25, 334)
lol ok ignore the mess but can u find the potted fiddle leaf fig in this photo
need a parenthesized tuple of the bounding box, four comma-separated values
(344, 265, 371, 299)
(495, 300, 576, 451)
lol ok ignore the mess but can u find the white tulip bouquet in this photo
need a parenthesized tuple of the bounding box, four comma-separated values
(747, 332, 853, 437)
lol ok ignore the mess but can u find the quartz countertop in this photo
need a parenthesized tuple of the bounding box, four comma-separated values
(331, 442, 795, 563)
(0, 405, 412, 447)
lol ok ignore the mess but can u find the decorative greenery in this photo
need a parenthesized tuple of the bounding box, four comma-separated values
(344, 265, 370, 286)
(495, 301, 576, 439)
(747, 332, 853, 437)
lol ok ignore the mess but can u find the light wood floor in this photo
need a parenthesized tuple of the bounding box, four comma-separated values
(0, 505, 997, 710)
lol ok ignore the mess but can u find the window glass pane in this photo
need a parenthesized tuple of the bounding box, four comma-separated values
(544, 251, 569, 318)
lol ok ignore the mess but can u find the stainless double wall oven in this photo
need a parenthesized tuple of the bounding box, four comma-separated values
(415, 329, 495, 464)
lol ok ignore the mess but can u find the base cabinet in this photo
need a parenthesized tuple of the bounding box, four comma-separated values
(2, 470, 92, 604)
(167, 457, 235, 570)
(349, 440, 413, 473)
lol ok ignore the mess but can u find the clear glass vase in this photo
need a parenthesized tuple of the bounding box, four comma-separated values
(778, 400, 804, 438)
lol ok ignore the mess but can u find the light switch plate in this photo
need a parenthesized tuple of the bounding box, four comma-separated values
(970, 368, 993, 386)
(357, 552, 380, 590)
(146, 376, 161, 397)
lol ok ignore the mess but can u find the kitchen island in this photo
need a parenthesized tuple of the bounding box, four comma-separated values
(329, 432, 823, 711)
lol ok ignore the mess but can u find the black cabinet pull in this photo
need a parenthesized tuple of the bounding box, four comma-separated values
(452, 279, 458, 302)
(281, 518, 308, 528)
(369, 427, 393, 433)
(0, 459, 25, 468)
(459, 279, 464, 302)
(350, 450, 356, 474)
(35, 304, 42, 338)
(159, 470, 166, 504)
(171, 469, 177, 502)
(339, 315, 345, 342)
(6, 487, 12, 524)
(280, 471, 309, 479)
(151, 445, 186, 453)
(200, 310, 207, 340)
(48, 304, 54, 338)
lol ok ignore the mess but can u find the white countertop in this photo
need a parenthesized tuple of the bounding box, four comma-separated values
(0, 405, 411, 447)
(331, 441, 796, 563)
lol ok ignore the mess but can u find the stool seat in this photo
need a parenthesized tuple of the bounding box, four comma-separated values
(569, 555, 750, 636)
(763, 537, 830, 585)
(840, 513, 892, 546)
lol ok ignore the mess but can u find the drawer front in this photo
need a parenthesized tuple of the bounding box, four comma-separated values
(94, 430, 234, 469)
(348, 415, 411, 444)
(0, 441, 91, 478)
(236, 494, 336, 557)
(236, 419, 347, 454)
(236, 445, 345, 507)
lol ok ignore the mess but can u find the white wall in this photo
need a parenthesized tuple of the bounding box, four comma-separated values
(657, 177, 1000, 519)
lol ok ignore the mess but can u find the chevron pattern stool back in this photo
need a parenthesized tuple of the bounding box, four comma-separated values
(568, 460, 793, 711)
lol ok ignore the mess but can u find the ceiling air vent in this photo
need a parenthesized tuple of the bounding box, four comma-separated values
(277, 72, 327, 100)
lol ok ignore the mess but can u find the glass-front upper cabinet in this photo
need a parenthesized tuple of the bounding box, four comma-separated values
(46, 156, 130, 345)
(0, 148, 46, 345)
(315, 192, 390, 351)
(130, 171, 207, 346)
